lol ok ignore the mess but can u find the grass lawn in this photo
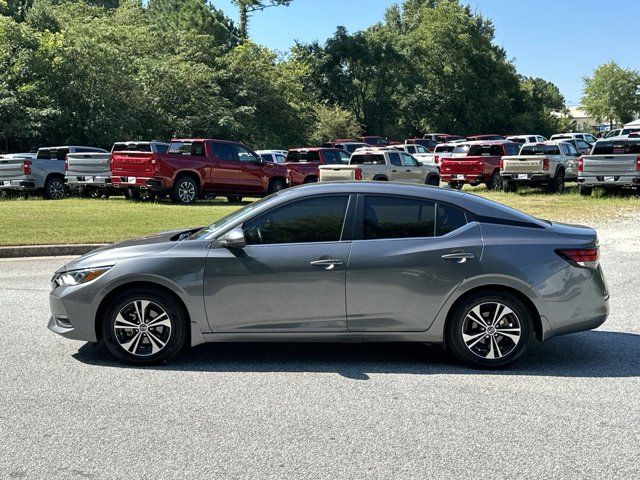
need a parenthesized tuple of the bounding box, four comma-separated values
(0, 185, 639, 245)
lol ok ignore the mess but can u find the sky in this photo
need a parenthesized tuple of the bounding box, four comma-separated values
(213, 0, 640, 106)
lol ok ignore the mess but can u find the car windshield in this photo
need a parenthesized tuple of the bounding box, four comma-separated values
(189, 196, 275, 240)
(520, 145, 560, 155)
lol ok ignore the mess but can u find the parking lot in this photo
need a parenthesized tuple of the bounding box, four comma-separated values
(1, 215, 639, 479)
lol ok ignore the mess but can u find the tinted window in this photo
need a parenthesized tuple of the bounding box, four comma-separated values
(170, 141, 205, 157)
(212, 143, 234, 161)
(351, 154, 385, 165)
(286, 150, 321, 163)
(388, 152, 401, 166)
(275, 154, 286, 164)
(260, 154, 274, 163)
(154, 144, 169, 154)
(36, 148, 69, 160)
(505, 143, 521, 155)
(435, 145, 455, 153)
(244, 196, 349, 245)
(436, 203, 468, 236)
(592, 141, 640, 155)
(362, 196, 436, 240)
(520, 145, 561, 155)
(322, 150, 343, 165)
(406, 146, 416, 154)
(235, 145, 258, 162)
(566, 143, 579, 156)
(112, 143, 152, 153)
(337, 151, 350, 163)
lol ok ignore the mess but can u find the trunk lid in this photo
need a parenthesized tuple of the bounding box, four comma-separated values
(111, 151, 156, 177)
(66, 152, 112, 177)
(549, 222, 598, 246)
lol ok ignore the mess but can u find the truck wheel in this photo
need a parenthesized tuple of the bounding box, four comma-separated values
(43, 177, 66, 200)
(303, 176, 317, 184)
(267, 179, 285, 195)
(486, 170, 502, 191)
(448, 182, 462, 190)
(172, 176, 199, 205)
(548, 171, 565, 194)
(578, 185, 592, 196)
(426, 174, 440, 186)
(226, 196, 243, 203)
(502, 181, 517, 193)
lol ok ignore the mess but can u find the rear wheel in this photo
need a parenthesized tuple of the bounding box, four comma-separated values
(502, 180, 517, 193)
(486, 170, 502, 190)
(426, 174, 440, 186)
(171, 175, 199, 205)
(102, 289, 187, 365)
(43, 177, 65, 200)
(267, 178, 285, 195)
(447, 291, 533, 368)
(548, 170, 565, 194)
(578, 184, 593, 196)
(448, 182, 462, 190)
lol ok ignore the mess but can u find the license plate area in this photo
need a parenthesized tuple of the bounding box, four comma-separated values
(454, 174, 465, 180)
(517, 174, 528, 180)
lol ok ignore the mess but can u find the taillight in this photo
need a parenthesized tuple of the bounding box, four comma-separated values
(543, 158, 549, 171)
(23, 160, 32, 175)
(434, 155, 440, 165)
(578, 157, 583, 172)
(499, 159, 503, 170)
(64, 155, 68, 171)
(556, 248, 599, 269)
(354, 168, 362, 181)
(636, 155, 640, 171)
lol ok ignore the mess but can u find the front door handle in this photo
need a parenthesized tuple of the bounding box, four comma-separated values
(310, 258, 344, 270)
(406, 169, 412, 172)
(442, 252, 475, 263)
(390, 169, 398, 173)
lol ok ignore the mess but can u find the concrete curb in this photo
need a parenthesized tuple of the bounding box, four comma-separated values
(0, 244, 107, 258)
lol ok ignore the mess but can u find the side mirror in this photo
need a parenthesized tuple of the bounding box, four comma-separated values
(212, 226, 246, 249)
(252, 156, 264, 165)
(417, 161, 424, 166)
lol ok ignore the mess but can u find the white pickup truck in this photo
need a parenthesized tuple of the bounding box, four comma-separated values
(66, 141, 169, 197)
(500, 141, 580, 193)
(394, 144, 436, 166)
(318, 147, 440, 185)
(577, 138, 640, 196)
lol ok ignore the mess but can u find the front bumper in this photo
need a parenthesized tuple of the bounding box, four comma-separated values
(578, 175, 640, 188)
(0, 179, 37, 190)
(48, 281, 106, 342)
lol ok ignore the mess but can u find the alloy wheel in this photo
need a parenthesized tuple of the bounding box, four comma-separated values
(461, 302, 521, 359)
(49, 180, 65, 199)
(113, 300, 172, 357)
(178, 181, 196, 203)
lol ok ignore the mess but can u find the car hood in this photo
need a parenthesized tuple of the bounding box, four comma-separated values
(56, 228, 197, 273)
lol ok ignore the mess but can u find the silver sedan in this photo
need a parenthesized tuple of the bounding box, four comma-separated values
(48, 182, 609, 368)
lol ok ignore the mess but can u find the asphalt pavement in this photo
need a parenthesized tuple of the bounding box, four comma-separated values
(1, 219, 639, 479)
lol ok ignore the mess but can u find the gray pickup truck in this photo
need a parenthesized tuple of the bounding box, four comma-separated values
(578, 138, 640, 196)
(66, 141, 168, 197)
(0, 146, 107, 199)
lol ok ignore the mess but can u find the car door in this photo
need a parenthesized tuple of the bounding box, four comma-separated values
(234, 145, 265, 193)
(210, 142, 244, 192)
(400, 153, 424, 183)
(346, 194, 482, 332)
(203, 194, 354, 332)
(563, 143, 579, 178)
(386, 151, 404, 181)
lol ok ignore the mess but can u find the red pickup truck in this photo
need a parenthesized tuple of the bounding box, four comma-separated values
(285, 148, 350, 185)
(111, 139, 289, 204)
(440, 140, 520, 190)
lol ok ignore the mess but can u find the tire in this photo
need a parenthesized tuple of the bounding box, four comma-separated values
(79, 188, 93, 198)
(548, 170, 565, 194)
(43, 176, 66, 200)
(171, 175, 199, 205)
(448, 182, 462, 190)
(128, 189, 156, 202)
(303, 176, 317, 184)
(426, 174, 440, 186)
(226, 196, 243, 203)
(102, 288, 187, 365)
(446, 290, 533, 368)
(579, 184, 593, 196)
(502, 181, 517, 193)
(486, 170, 502, 191)
(267, 178, 286, 195)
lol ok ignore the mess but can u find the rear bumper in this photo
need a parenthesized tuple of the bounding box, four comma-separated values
(501, 172, 551, 183)
(441, 174, 485, 184)
(111, 176, 165, 190)
(577, 175, 640, 188)
(66, 176, 111, 188)
(0, 179, 37, 190)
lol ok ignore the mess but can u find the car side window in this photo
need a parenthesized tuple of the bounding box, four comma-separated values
(235, 145, 258, 163)
(436, 203, 468, 236)
(243, 196, 350, 245)
(490, 145, 503, 156)
(362, 196, 436, 240)
(275, 154, 286, 164)
(212, 143, 234, 161)
(566, 143, 579, 156)
(338, 151, 350, 163)
(388, 152, 401, 166)
(401, 153, 418, 166)
(171, 141, 205, 157)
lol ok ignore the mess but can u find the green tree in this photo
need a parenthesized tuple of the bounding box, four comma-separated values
(231, 0, 292, 39)
(582, 61, 640, 128)
(310, 104, 361, 145)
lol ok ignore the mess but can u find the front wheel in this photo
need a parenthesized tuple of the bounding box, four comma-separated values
(426, 174, 440, 186)
(267, 178, 285, 195)
(102, 289, 187, 365)
(446, 291, 533, 368)
(43, 177, 66, 200)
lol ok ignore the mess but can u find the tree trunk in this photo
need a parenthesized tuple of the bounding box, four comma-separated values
(239, 6, 248, 40)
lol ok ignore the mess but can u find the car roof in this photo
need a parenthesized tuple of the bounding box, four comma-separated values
(456, 140, 513, 146)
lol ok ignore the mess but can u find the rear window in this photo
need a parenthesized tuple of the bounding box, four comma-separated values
(434, 145, 455, 153)
(454, 145, 503, 156)
(322, 150, 343, 165)
(36, 148, 69, 160)
(154, 144, 169, 154)
(286, 150, 321, 163)
(520, 145, 561, 155)
(351, 154, 386, 165)
(112, 143, 152, 153)
(592, 141, 640, 155)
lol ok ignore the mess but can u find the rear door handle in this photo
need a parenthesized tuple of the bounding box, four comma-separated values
(442, 252, 475, 263)
(310, 258, 344, 270)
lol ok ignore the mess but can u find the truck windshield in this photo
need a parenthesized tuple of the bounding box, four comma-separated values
(592, 141, 640, 155)
(350, 154, 386, 165)
(520, 145, 560, 155)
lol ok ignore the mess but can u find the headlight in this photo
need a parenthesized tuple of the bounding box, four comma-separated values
(53, 267, 112, 287)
